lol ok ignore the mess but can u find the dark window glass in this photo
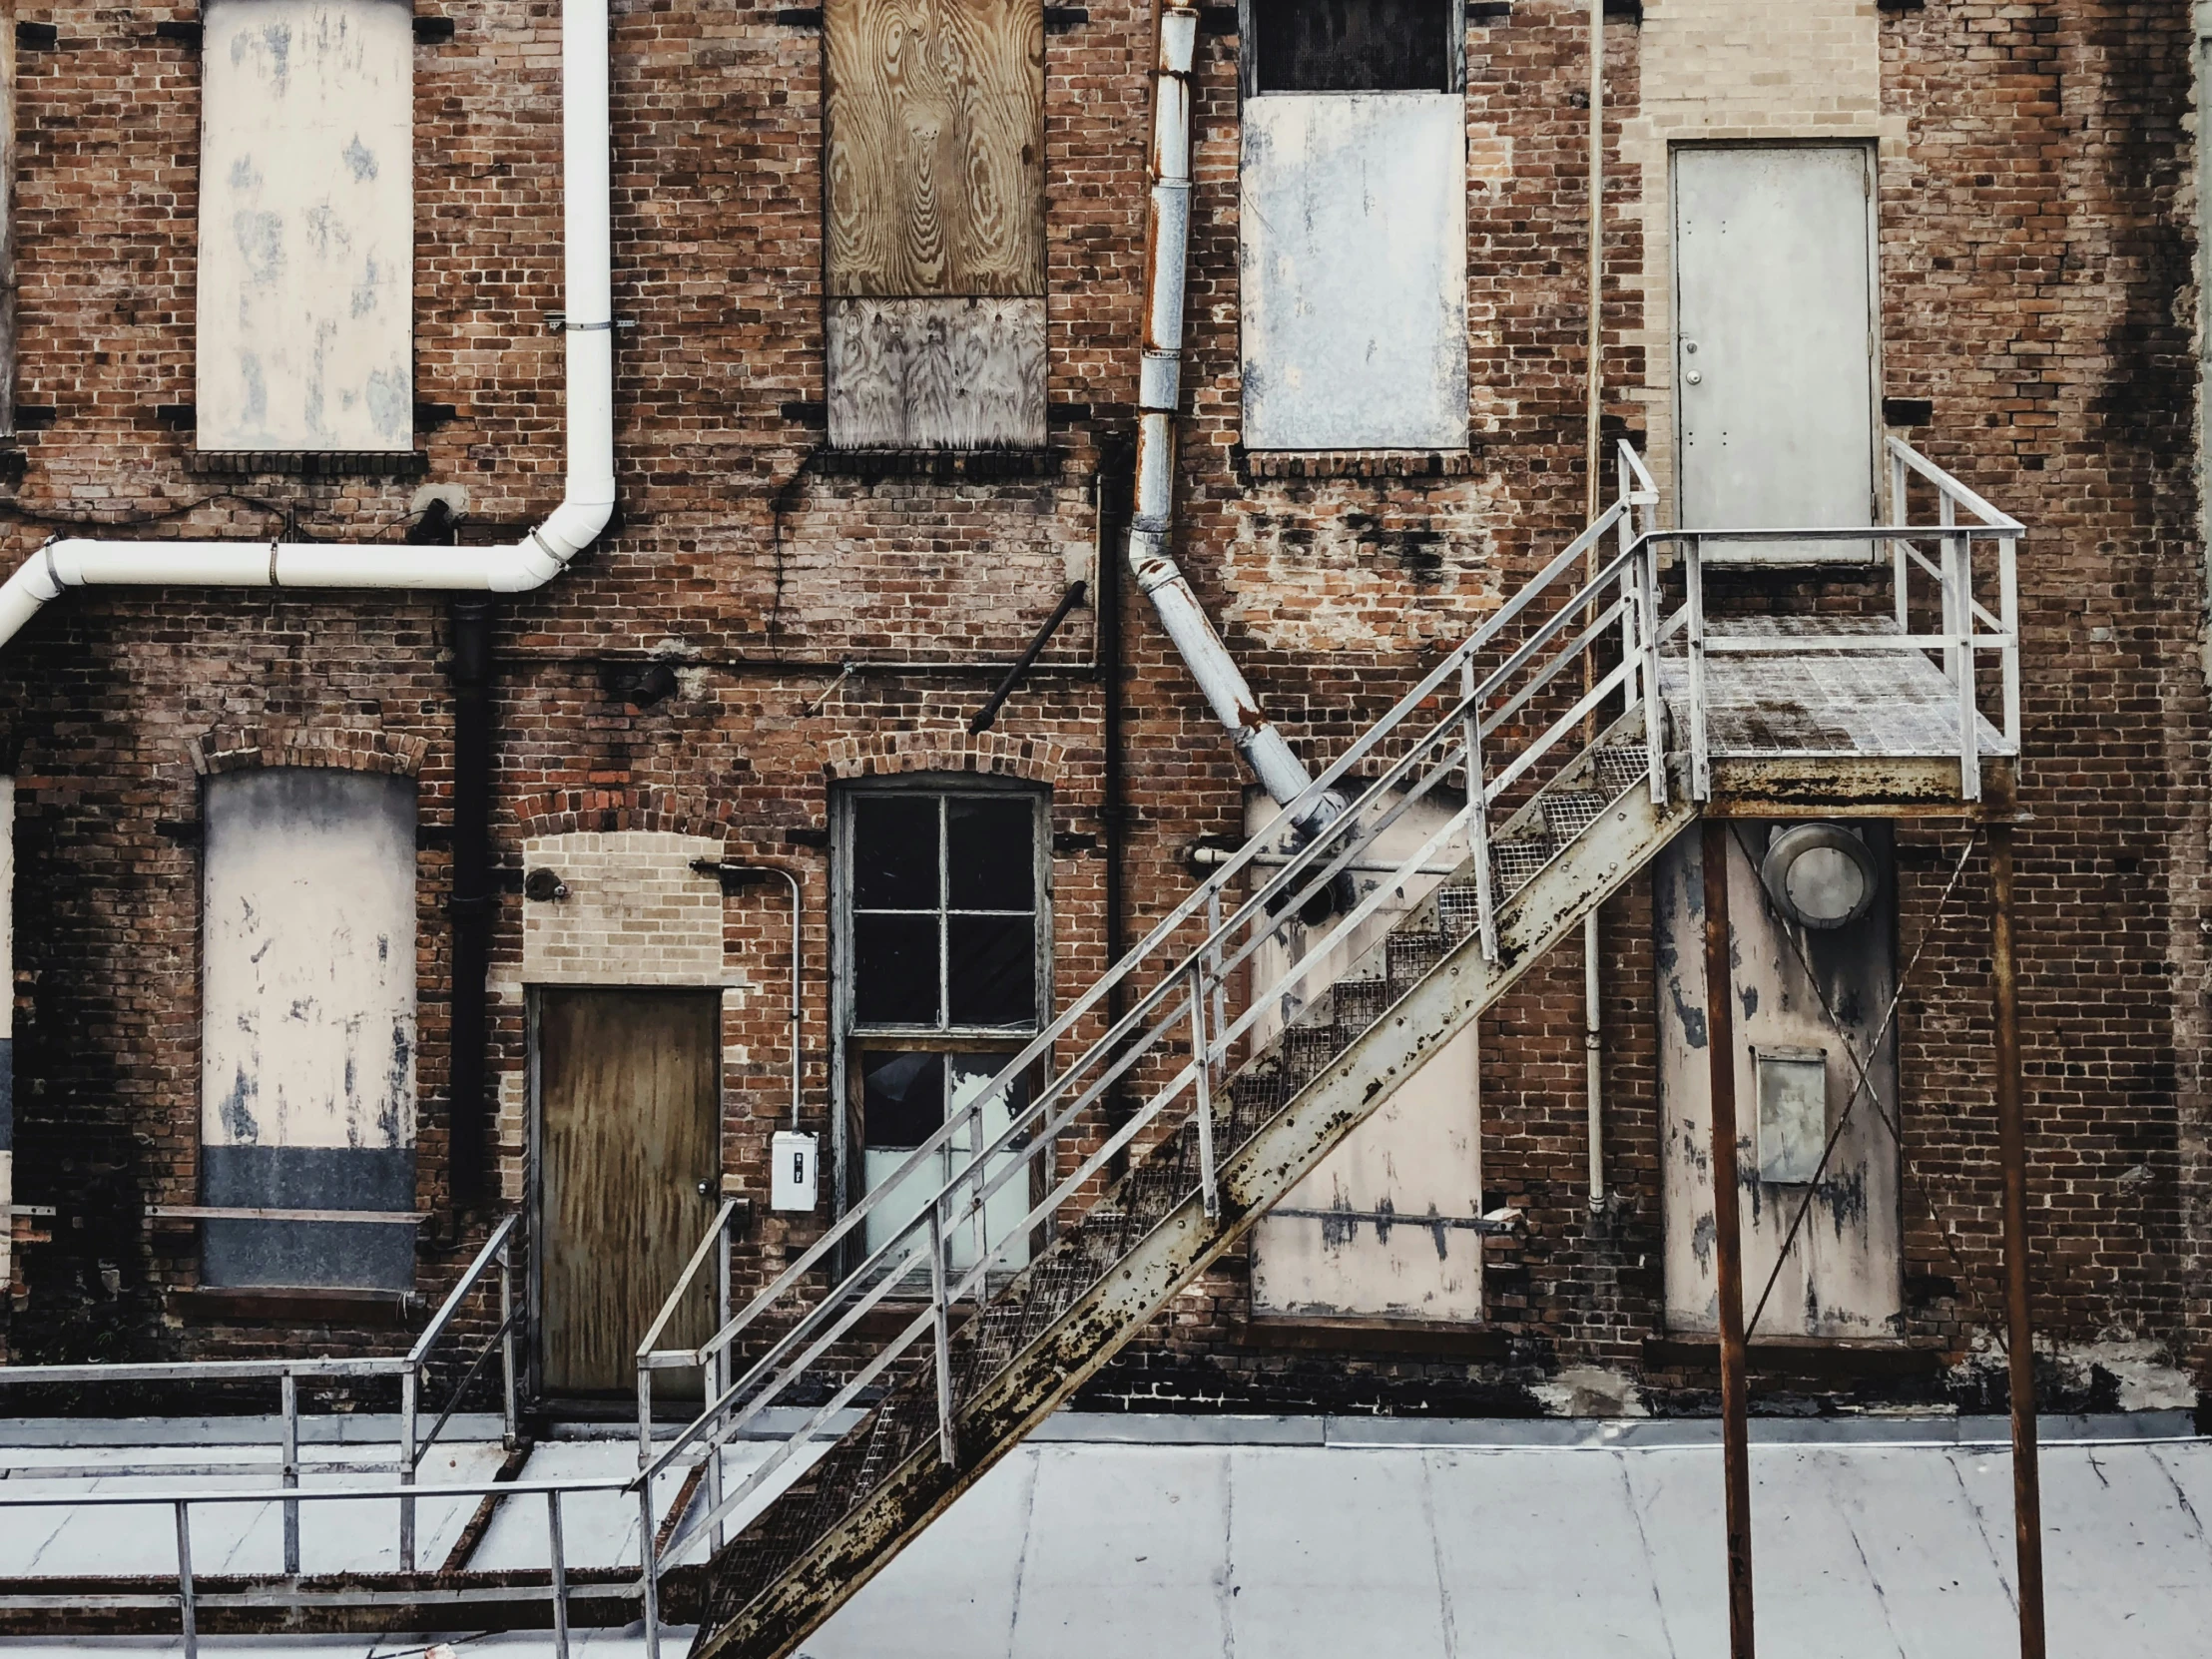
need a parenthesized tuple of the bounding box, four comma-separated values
(862, 1050, 946, 1149)
(1253, 0, 1454, 94)
(853, 913, 940, 1025)
(947, 797, 1035, 912)
(852, 796, 940, 909)
(947, 914, 1036, 1027)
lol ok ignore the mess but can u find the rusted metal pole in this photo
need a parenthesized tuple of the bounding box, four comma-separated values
(1700, 818, 1755, 1659)
(1989, 821, 2046, 1659)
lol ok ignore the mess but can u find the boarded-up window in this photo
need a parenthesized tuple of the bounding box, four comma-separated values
(197, 0, 413, 452)
(824, 0, 1046, 448)
(201, 769, 417, 1290)
(1240, 0, 1467, 451)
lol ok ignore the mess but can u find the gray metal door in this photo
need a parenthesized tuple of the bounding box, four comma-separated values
(1675, 145, 1878, 560)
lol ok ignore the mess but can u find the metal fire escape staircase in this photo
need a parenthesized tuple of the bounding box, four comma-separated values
(636, 439, 2022, 1659)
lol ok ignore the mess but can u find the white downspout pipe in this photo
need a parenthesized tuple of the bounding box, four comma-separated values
(0, 0, 616, 648)
(1128, 0, 1333, 831)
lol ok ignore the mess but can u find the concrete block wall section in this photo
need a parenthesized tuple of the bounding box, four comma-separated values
(0, 0, 2192, 1423)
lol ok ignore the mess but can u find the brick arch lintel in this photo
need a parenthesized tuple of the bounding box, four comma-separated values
(512, 786, 737, 844)
(189, 726, 429, 779)
(823, 727, 1067, 786)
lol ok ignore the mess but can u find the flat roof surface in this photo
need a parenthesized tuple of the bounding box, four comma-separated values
(0, 1414, 2203, 1658)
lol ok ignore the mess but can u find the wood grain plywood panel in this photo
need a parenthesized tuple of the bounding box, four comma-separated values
(828, 295, 1046, 448)
(538, 988, 720, 1397)
(826, 0, 1044, 297)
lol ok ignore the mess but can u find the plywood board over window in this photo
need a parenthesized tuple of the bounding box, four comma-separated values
(197, 0, 413, 453)
(1237, 0, 1466, 453)
(200, 769, 418, 1291)
(825, 0, 1046, 449)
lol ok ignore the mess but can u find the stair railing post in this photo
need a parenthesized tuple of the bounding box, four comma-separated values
(711, 1209, 733, 1548)
(1998, 530, 2021, 752)
(638, 1481, 662, 1659)
(1187, 963, 1219, 1219)
(548, 1487, 572, 1659)
(1685, 535, 1711, 801)
(399, 1364, 418, 1571)
(1462, 655, 1498, 961)
(174, 1500, 198, 1659)
(1891, 444, 1911, 635)
(1639, 537, 1666, 806)
(498, 1231, 519, 1450)
(1943, 492, 1979, 801)
(928, 1198, 958, 1467)
(280, 1369, 300, 1576)
(1205, 885, 1228, 1070)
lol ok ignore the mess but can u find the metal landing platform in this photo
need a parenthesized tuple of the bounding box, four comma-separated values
(1661, 616, 2016, 763)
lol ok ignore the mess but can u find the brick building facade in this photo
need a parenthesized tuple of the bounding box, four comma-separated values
(0, 0, 2202, 1425)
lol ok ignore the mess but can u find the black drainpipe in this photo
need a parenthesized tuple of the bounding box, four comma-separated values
(447, 598, 494, 1218)
(1097, 434, 1133, 1160)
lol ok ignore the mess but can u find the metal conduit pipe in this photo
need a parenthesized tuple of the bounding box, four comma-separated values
(1582, 0, 1607, 1212)
(1128, 0, 1335, 832)
(0, 0, 617, 646)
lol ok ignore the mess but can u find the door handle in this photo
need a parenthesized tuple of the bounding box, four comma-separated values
(696, 1180, 714, 1199)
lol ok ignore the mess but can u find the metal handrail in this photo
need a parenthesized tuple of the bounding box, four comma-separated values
(0, 1214, 524, 1579)
(639, 447, 1676, 1557)
(0, 1469, 645, 1659)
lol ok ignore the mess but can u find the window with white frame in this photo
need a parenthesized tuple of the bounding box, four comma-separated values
(834, 782, 1050, 1274)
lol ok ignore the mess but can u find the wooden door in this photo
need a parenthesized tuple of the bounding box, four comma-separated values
(537, 988, 721, 1396)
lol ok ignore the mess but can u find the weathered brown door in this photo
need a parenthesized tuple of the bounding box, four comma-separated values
(537, 988, 720, 1396)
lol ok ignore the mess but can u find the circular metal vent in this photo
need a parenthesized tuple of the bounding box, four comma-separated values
(1759, 824, 1879, 931)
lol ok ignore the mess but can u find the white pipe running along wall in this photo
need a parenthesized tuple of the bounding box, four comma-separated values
(0, 0, 617, 649)
(1128, 0, 1335, 832)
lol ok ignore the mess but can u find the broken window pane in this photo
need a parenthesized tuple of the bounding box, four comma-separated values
(852, 913, 940, 1025)
(947, 796, 1035, 911)
(862, 1050, 946, 1149)
(852, 795, 940, 909)
(948, 914, 1036, 1027)
(1252, 0, 1455, 94)
(1755, 1047, 1828, 1185)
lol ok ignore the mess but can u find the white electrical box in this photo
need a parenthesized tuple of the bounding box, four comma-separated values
(771, 1131, 819, 1212)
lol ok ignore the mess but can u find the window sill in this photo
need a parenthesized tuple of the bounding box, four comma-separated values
(187, 451, 429, 479)
(1233, 1315, 1507, 1359)
(816, 447, 1064, 482)
(1642, 1335, 1947, 1382)
(167, 1286, 418, 1327)
(1233, 446, 1479, 482)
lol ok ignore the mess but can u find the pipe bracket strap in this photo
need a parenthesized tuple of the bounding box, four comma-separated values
(1139, 352, 1182, 413)
(39, 542, 65, 598)
(269, 540, 282, 588)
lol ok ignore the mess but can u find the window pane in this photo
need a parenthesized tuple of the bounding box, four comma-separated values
(1253, 0, 1453, 94)
(947, 914, 1036, 1028)
(947, 796, 1035, 912)
(853, 913, 941, 1025)
(861, 1050, 946, 1149)
(852, 796, 939, 909)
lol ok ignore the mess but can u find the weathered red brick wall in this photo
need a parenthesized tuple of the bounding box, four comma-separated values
(0, 0, 2199, 1423)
